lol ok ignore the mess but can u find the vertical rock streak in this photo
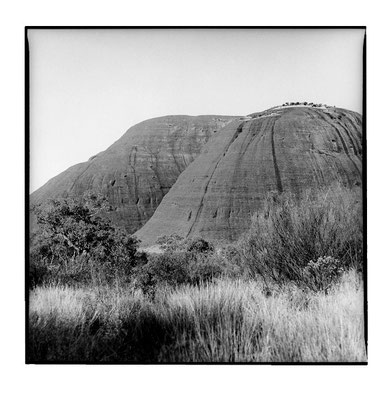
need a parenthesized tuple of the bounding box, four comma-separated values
(338, 121, 361, 157)
(271, 120, 283, 193)
(333, 125, 361, 174)
(187, 122, 244, 237)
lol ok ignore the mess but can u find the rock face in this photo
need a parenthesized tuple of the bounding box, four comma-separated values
(31, 115, 237, 233)
(136, 106, 362, 246)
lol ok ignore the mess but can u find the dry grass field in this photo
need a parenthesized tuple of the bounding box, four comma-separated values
(28, 270, 366, 363)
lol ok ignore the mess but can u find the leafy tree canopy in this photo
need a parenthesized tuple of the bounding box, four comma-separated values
(30, 192, 142, 284)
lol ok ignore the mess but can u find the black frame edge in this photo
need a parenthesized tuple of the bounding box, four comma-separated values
(25, 26, 368, 366)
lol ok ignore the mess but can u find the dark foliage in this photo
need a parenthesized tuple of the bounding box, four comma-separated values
(135, 236, 226, 296)
(186, 237, 214, 254)
(30, 192, 142, 286)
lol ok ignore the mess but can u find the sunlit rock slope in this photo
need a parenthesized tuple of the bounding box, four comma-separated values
(31, 115, 237, 233)
(136, 106, 362, 245)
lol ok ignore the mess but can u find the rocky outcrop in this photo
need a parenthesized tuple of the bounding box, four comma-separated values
(136, 106, 362, 246)
(30, 115, 237, 233)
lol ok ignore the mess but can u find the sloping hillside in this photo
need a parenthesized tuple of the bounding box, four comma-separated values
(136, 106, 362, 245)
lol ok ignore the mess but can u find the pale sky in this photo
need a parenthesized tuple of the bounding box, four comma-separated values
(29, 28, 365, 193)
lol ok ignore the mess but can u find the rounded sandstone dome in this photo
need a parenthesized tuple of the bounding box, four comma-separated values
(30, 115, 237, 233)
(136, 106, 362, 245)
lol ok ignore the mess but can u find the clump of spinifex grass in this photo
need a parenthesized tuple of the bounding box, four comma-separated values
(28, 271, 366, 363)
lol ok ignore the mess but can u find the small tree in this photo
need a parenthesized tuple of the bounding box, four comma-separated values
(30, 192, 141, 285)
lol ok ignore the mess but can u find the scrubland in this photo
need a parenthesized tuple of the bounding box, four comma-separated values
(28, 185, 366, 363)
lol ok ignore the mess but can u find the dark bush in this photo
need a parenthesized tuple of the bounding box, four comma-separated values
(135, 236, 226, 296)
(156, 235, 215, 254)
(30, 192, 142, 286)
(186, 237, 214, 254)
(134, 252, 193, 297)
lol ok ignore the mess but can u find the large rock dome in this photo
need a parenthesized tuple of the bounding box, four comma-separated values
(30, 115, 237, 233)
(136, 105, 362, 246)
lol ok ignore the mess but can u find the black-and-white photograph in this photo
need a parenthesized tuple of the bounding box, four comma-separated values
(27, 27, 366, 364)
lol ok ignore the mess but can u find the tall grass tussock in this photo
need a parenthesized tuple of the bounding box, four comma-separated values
(29, 271, 365, 362)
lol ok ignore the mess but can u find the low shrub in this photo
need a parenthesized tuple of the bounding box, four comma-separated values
(156, 234, 186, 252)
(135, 237, 226, 296)
(156, 235, 215, 254)
(237, 185, 363, 291)
(134, 252, 193, 296)
(187, 252, 227, 284)
(303, 256, 345, 293)
(186, 237, 214, 254)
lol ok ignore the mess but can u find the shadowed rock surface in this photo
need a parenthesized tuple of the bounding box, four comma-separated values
(136, 106, 362, 246)
(31, 115, 237, 233)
